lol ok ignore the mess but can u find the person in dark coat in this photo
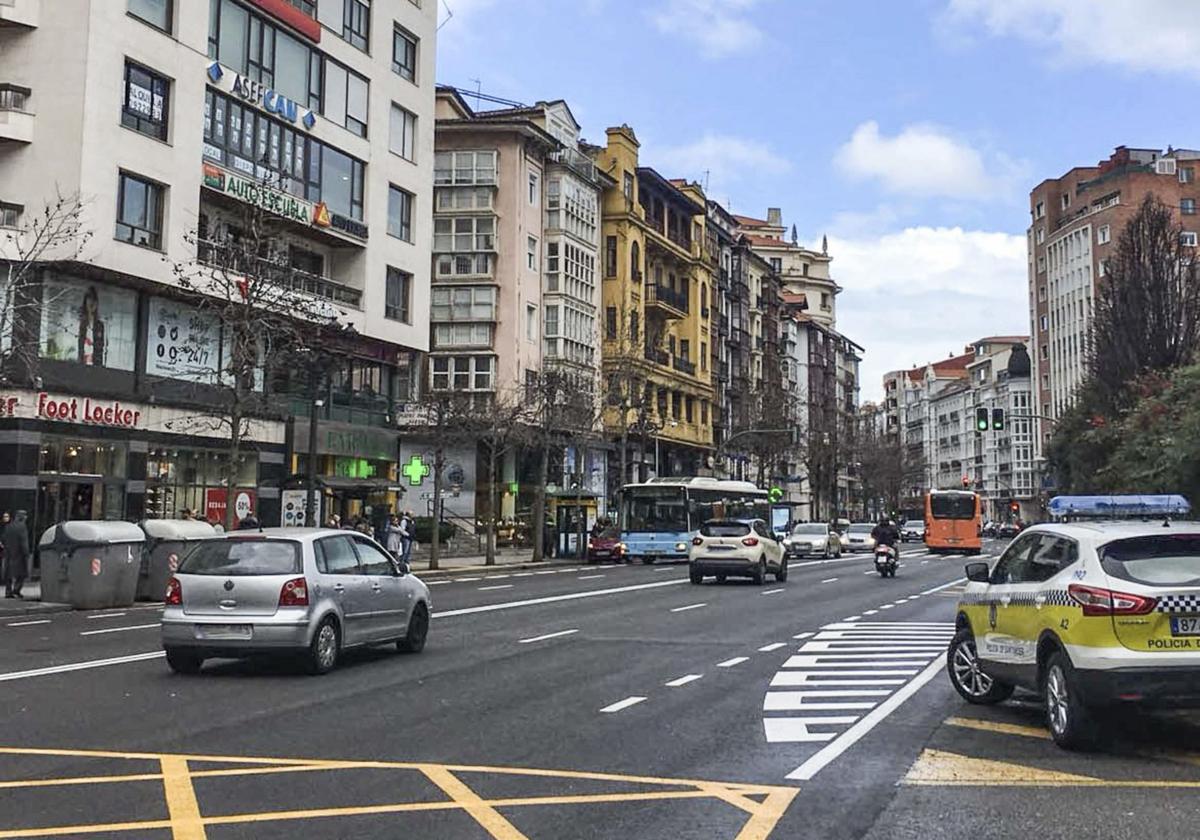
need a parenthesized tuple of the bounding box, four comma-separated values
(237, 510, 261, 530)
(3, 510, 31, 599)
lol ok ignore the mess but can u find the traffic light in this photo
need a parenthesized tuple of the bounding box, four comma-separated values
(1009, 501, 1020, 514)
(992, 408, 1005, 431)
(975, 407, 989, 432)
(961, 475, 971, 489)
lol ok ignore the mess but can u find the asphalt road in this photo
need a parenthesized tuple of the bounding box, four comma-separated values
(0, 539, 1196, 839)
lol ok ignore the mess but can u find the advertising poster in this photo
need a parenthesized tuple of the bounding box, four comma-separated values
(281, 489, 321, 528)
(205, 488, 257, 527)
(146, 297, 221, 383)
(40, 277, 137, 370)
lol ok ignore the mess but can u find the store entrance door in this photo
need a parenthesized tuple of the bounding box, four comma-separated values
(37, 480, 101, 527)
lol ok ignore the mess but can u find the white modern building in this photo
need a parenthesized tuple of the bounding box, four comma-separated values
(0, 0, 437, 534)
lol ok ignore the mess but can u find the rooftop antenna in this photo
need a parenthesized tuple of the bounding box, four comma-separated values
(469, 77, 483, 110)
(437, 0, 453, 31)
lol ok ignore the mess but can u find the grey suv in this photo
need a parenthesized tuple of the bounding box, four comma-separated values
(161, 529, 431, 675)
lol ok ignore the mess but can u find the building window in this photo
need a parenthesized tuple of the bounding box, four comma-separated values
(115, 172, 164, 250)
(434, 323, 491, 348)
(700, 342, 707, 371)
(1061, 193, 1071, 210)
(1034, 200, 1045, 219)
(1098, 259, 1107, 277)
(340, 0, 370, 51)
(630, 241, 641, 282)
(1036, 227, 1045, 244)
(1182, 167, 1195, 184)
(324, 60, 369, 137)
(387, 185, 413, 242)
(1184, 198, 1197, 215)
(121, 61, 170, 141)
(1183, 231, 1198, 247)
(129, 0, 171, 32)
(685, 396, 694, 423)
(209, 0, 322, 111)
(431, 355, 493, 391)
(434, 150, 497, 185)
(385, 266, 411, 323)
(630, 311, 639, 343)
(1037, 255, 1046, 272)
(1038, 285, 1046, 301)
(605, 307, 617, 340)
(769, 257, 781, 272)
(431, 286, 496, 322)
(392, 25, 418, 81)
(527, 236, 538, 271)
(821, 292, 830, 310)
(389, 103, 417, 161)
(1039, 314, 1048, 331)
(0, 201, 22, 228)
(434, 216, 495, 252)
(1040, 344, 1048, 360)
(526, 304, 537, 341)
(623, 172, 634, 201)
(544, 305, 559, 336)
(604, 236, 617, 278)
(529, 171, 539, 205)
(1097, 224, 1110, 245)
(701, 400, 708, 425)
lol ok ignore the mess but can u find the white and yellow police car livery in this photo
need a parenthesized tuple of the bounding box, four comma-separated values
(946, 495, 1200, 749)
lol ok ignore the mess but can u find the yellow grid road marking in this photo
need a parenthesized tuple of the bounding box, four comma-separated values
(160, 757, 205, 840)
(904, 748, 1200, 788)
(946, 716, 1051, 739)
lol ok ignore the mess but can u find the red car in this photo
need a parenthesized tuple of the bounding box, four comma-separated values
(587, 527, 627, 563)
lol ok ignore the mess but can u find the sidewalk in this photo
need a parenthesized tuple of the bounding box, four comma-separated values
(0, 582, 72, 617)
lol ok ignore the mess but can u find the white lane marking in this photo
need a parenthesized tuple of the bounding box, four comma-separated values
(789, 555, 870, 569)
(455, 577, 482, 583)
(86, 612, 127, 620)
(792, 632, 814, 640)
(428, 580, 450, 585)
(921, 560, 929, 565)
(0, 651, 165, 682)
(600, 696, 647, 713)
(824, 622, 951, 629)
(921, 577, 967, 596)
(717, 656, 749, 668)
(758, 642, 787, 652)
(764, 717, 859, 743)
(764, 690, 890, 711)
(654, 567, 676, 572)
(770, 673, 908, 687)
(513, 572, 535, 577)
(432, 578, 689, 619)
(670, 603, 707, 613)
(761, 588, 785, 596)
(79, 623, 160, 637)
(478, 584, 513, 591)
(577, 575, 606, 580)
(880, 605, 893, 610)
(862, 571, 875, 575)
(665, 674, 703, 687)
(785, 655, 947, 781)
(862, 610, 879, 615)
(534, 571, 557, 576)
(843, 615, 861, 622)
(6, 619, 51, 627)
(518, 629, 579, 644)
(784, 654, 934, 666)
(488, 574, 511, 580)
(821, 578, 838, 584)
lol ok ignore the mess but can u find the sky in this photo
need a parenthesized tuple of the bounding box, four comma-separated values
(434, 0, 1200, 401)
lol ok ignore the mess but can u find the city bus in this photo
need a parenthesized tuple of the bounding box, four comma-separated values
(924, 489, 982, 554)
(621, 477, 770, 564)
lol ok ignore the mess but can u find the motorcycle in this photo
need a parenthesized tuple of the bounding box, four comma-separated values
(874, 544, 898, 578)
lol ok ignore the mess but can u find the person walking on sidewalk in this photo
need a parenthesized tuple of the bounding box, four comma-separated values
(3, 510, 30, 599)
(398, 509, 415, 566)
(385, 514, 408, 571)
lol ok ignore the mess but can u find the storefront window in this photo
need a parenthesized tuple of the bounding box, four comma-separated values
(39, 438, 128, 478)
(145, 447, 258, 520)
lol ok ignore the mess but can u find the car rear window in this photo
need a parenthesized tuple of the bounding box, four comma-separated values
(848, 525, 873, 534)
(1099, 534, 1200, 587)
(930, 495, 976, 519)
(179, 539, 302, 576)
(904, 521, 923, 528)
(701, 522, 751, 537)
(792, 524, 826, 535)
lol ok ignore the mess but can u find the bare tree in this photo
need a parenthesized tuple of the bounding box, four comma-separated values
(478, 386, 532, 565)
(172, 178, 346, 529)
(601, 302, 658, 516)
(0, 190, 92, 381)
(1088, 193, 1200, 410)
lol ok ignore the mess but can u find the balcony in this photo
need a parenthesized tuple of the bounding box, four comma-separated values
(644, 345, 670, 366)
(0, 84, 32, 143)
(0, 0, 37, 27)
(673, 356, 696, 376)
(549, 147, 596, 182)
(645, 283, 688, 317)
(197, 239, 363, 309)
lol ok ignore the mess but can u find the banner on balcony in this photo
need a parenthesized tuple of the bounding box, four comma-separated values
(201, 163, 312, 225)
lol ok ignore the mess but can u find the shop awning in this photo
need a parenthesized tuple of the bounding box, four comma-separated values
(317, 476, 404, 494)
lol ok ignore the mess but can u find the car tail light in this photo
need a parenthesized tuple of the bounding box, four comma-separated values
(587, 540, 595, 550)
(279, 577, 310, 607)
(164, 577, 182, 606)
(692, 537, 704, 546)
(741, 537, 759, 547)
(1068, 583, 1157, 616)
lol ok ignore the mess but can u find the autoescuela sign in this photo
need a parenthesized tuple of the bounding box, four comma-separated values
(202, 163, 312, 225)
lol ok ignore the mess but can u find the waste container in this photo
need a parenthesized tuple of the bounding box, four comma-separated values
(38, 521, 145, 609)
(137, 520, 217, 601)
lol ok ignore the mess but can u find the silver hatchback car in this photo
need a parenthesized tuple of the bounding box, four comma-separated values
(161, 528, 431, 675)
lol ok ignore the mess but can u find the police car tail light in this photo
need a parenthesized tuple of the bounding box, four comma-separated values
(1068, 583, 1157, 616)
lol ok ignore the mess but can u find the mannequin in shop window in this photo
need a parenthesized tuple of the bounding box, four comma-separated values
(77, 286, 106, 367)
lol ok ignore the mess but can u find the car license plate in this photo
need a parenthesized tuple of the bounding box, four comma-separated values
(1170, 616, 1200, 636)
(199, 624, 252, 640)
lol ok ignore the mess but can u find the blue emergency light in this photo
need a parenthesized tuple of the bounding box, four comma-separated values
(1047, 494, 1192, 518)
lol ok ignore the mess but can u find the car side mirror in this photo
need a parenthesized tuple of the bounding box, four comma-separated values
(392, 561, 408, 577)
(965, 562, 990, 583)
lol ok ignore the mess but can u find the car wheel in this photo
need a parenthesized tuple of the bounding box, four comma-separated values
(689, 569, 703, 585)
(775, 557, 788, 582)
(823, 545, 832, 559)
(165, 648, 204, 675)
(307, 617, 340, 675)
(642, 556, 655, 565)
(947, 629, 1013, 704)
(397, 603, 429, 654)
(752, 557, 766, 586)
(1044, 651, 1095, 749)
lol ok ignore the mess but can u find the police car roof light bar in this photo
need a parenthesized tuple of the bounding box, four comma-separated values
(1047, 494, 1191, 519)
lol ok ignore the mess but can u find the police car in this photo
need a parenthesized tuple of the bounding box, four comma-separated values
(947, 495, 1200, 749)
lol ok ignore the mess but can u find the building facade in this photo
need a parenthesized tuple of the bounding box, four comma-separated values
(0, 0, 437, 537)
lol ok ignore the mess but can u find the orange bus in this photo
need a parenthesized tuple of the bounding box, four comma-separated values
(924, 490, 982, 555)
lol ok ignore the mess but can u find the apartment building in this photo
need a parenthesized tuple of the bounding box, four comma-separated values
(0, 0, 437, 535)
(430, 89, 611, 522)
(734, 209, 838, 325)
(1029, 145, 1200, 451)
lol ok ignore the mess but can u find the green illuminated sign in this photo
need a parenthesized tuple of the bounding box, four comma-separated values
(402, 455, 430, 486)
(768, 486, 784, 503)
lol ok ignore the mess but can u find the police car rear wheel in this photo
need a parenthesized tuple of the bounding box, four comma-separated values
(948, 630, 1013, 704)
(1044, 652, 1094, 750)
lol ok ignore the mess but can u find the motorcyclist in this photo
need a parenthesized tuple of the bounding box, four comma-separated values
(871, 518, 900, 556)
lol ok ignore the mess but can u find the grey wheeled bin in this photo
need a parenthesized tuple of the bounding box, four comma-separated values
(37, 522, 145, 609)
(137, 520, 217, 601)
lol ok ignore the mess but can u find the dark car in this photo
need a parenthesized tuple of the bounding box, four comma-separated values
(997, 522, 1021, 538)
(586, 527, 626, 563)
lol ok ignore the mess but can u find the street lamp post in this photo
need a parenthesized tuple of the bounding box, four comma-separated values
(305, 397, 325, 527)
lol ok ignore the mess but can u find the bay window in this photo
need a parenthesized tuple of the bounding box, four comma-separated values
(431, 356, 494, 391)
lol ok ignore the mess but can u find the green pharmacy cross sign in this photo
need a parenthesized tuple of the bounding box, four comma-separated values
(768, 487, 784, 503)
(402, 455, 431, 486)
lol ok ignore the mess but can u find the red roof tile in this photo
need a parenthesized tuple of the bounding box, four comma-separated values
(733, 214, 769, 226)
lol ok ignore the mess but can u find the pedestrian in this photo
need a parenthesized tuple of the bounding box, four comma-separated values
(384, 514, 409, 572)
(3, 510, 30, 599)
(399, 509, 414, 565)
(180, 508, 194, 521)
(237, 509, 260, 530)
(325, 514, 341, 529)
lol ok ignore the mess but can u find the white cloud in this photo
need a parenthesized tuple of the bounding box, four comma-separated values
(944, 0, 1200, 77)
(826, 226, 1029, 401)
(834, 121, 1026, 201)
(648, 133, 791, 205)
(649, 0, 765, 58)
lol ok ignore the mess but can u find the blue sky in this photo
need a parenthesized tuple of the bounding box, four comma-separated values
(435, 0, 1200, 399)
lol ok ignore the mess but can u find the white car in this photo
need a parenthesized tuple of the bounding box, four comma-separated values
(900, 520, 926, 542)
(784, 523, 841, 558)
(689, 519, 787, 585)
(842, 523, 877, 552)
